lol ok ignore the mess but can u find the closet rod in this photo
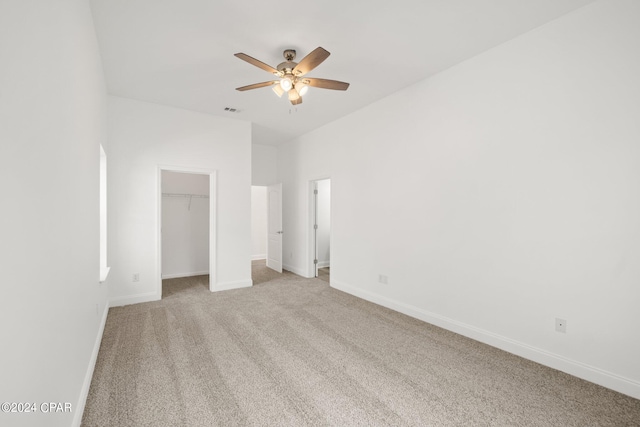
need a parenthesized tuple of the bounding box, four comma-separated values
(162, 192, 209, 198)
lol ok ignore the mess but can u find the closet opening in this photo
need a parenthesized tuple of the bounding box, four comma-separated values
(159, 167, 216, 298)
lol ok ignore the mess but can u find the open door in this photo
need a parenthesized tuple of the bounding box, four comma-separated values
(267, 183, 282, 273)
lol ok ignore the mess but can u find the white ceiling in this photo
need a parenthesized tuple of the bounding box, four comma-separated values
(90, 0, 595, 146)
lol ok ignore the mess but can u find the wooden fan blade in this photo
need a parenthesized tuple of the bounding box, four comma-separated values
(292, 47, 330, 76)
(236, 81, 278, 91)
(303, 78, 350, 91)
(290, 97, 302, 105)
(234, 53, 279, 75)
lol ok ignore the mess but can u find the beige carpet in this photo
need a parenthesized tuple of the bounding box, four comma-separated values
(251, 259, 288, 285)
(82, 270, 640, 426)
(318, 266, 330, 283)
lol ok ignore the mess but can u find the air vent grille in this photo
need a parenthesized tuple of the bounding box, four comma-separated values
(224, 107, 240, 113)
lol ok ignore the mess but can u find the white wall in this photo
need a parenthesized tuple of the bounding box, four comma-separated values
(278, 0, 640, 399)
(251, 186, 268, 260)
(252, 143, 278, 186)
(161, 171, 210, 278)
(0, 1, 109, 426)
(316, 179, 331, 267)
(108, 96, 252, 304)
(162, 170, 210, 195)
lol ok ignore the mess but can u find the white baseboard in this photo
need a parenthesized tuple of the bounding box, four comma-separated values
(73, 301, 110, 427)
(331, 279, 640, 400)
(252, 254, 266, 261)
(161, 270, 209, 279)
(282, 263, 309, 277)
(317, 261, 330, 268)
(109, 291, 159, 307)
(213, 279, 252, 292)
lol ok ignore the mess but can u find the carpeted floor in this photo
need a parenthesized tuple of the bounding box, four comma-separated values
(318, 266, 330, 283)
(251, 259, 289, 285)
(82, 269, 640, 426)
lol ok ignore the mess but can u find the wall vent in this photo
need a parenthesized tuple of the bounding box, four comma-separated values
(224, 107, 240, 113)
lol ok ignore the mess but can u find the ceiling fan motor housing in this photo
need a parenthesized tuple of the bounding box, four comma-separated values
(277, 49, 298, 74)
(277, 62, 297, 73)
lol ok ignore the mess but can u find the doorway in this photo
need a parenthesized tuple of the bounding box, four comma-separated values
(311, 178, 331, 282)
(251, 184, 284, 284)
(158, 166, 217, 298)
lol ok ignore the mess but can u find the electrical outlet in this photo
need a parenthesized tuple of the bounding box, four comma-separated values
(378, 274, 388, 285)
(133, 273, 140, 282)
(555, 318, 567, 333)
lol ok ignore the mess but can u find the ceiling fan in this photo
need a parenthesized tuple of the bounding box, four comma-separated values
(234, 47, 349, 105)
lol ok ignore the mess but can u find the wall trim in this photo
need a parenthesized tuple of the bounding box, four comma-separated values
(109, 291, 159, 307)
(283, 263, 309, 278)
(214, 279, 252, 292)
(317, 261, 330, 268)
(161, 270, 209, 279)
(251, 254, 266, 261)
(331, 279, 640, 400)
(72, 301, 110, 427)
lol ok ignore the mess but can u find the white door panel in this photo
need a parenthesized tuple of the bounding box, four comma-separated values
(267, 183, 282, 273)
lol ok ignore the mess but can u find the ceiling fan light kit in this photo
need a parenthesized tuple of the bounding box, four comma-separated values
(280, 75, 293, 91)
(272, 84, 285, 98)
(235, 47, 350, 105)
(297, 82, 308, 96)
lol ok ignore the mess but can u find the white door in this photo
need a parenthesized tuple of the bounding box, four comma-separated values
(267, 183, 283, 273)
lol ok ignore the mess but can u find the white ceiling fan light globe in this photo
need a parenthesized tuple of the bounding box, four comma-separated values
(280, 76, 292, 91)
(296, 82, 308, 96)
(272, 84, 285, 98)
(288, 88, 300, 101)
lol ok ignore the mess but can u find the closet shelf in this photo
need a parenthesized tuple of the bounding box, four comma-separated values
(162, 193, 209, 198)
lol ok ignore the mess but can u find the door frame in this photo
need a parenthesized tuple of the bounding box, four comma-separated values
(157, 165, 217, 297)
(308, 177, 331, 279)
